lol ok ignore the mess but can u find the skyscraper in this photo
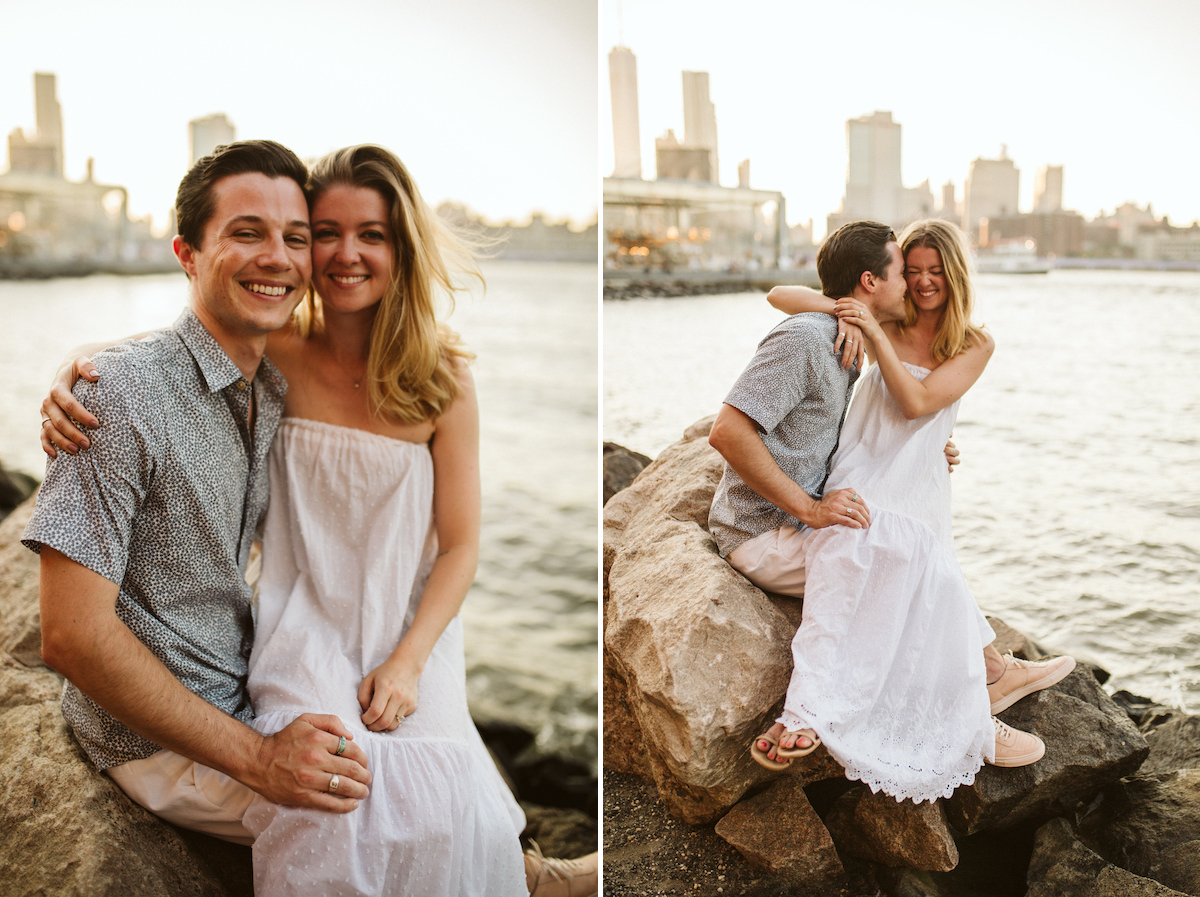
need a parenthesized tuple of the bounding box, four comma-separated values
(964, 148, 1020, 240)
(681, 71, 718, 184)
(608, 47, 642, 180)
(189, 113, 236, 165)
(1034, 164, 1063, 212)
(843, 110, 902, 225)
(7, 72, 64, 175)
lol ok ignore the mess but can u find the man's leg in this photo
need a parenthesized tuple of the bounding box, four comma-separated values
(728, 527, 820, 763)
(107, 749, 258, 845)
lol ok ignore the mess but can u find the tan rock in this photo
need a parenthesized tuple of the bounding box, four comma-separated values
(603, 420, 842, 824)
(824, 785, 959, 872)
(0, 495, 253, 896)
(713, 777, 844, 888)
(602, 442, 652, 506)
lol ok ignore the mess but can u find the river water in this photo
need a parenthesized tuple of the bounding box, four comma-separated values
(605, 268, 1200, 712)
(0, 260, 599, 771)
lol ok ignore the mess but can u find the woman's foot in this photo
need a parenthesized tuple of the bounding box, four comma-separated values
(750, 722, 821, 769)
(987, 716, 1046, 767)
(524, 843, 598, 897)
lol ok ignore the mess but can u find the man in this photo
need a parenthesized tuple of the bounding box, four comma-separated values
(707, 220, 1069, 767)
(23, 140, 370, 845)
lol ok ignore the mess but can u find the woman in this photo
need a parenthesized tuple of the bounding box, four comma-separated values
(41, 145, 596, 896)
(750, 219, 1041, 803)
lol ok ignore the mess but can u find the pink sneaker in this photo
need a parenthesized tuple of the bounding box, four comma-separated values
(987, 653, 1075, 713)
(525, 843, 598, 897)
(988, 717, 1045, 767)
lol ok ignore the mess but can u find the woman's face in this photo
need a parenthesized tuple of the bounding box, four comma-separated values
(310, 184, 394, 313)
(904, 244, 948, 313)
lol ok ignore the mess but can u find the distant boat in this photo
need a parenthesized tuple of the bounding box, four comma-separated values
(975, 240, 1052, 274)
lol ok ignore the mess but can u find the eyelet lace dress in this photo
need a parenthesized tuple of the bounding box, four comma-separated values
(242, 418, 527, 895)
(779, 363, 996, 803)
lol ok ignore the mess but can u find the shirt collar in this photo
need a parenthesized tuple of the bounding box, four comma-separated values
(173, 308, 287, 397)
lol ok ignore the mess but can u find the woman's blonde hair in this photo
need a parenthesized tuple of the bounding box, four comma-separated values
(295, 144, 481, 424)
(896, 218, 986, 363)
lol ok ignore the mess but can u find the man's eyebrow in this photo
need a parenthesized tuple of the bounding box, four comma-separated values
(223, 215, 311, 231)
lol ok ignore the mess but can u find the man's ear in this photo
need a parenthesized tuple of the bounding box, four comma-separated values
(859, 270, 875, 294)
(173, 236, 196, 280)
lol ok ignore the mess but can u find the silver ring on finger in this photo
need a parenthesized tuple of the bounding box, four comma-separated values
(335, 735, 347, 756)
(850, 493, 859, 502)
(328, 774, 340, 793)
(395, 712, 406, 725)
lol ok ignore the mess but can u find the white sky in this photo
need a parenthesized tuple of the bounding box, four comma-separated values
(602, 0, 1200, 236)
(1, 0, 598, 233)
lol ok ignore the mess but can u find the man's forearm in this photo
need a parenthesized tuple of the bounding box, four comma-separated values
(709, 406, 818, 525)
(39, 549, 262, 783)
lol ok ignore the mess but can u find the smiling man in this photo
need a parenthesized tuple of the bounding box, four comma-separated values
(23, 140, 371, 844)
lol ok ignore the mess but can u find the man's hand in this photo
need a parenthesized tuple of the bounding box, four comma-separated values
(944, 438, 960, 473)
(803, 486, 870, 529)
(249, 714, 371, 812)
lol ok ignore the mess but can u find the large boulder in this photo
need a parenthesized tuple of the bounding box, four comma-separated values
(944, 665, 1149, 834)
(1076, 768, 1200, 895)
(1141, 715, 1200, 775)
(1027, 816, 1190, 897)
(824, 784, 959, 872)
(0, 494, 254, 896)
(603, 419, 842, 824)
(603, 442, 652, 505)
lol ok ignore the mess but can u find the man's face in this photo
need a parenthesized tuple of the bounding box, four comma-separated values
(870, 241, 908, 322)
(174, 172, 311, 347)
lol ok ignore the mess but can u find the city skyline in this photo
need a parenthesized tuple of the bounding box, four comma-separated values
(602, 0, 1200, 238)
(1, 0, 598, 233)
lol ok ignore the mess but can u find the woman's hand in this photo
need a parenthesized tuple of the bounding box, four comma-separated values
(357, 657, 420, 733)
(833, 320, 866, 370)
(41, 356, 100, 458)
(834, 298, 884, 343)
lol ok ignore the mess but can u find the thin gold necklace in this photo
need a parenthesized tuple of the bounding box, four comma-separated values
(327, 347, 366, 389)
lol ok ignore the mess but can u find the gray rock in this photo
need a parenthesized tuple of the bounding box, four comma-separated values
(603, 419, 842, 824)
(1077, 768, 1200, 895)
(1142, 715, 1200, 775)
(944, 665, 1149, 834)
(713, 777, 845, 890)
(1027, 816, 1190, 897)
(603, 442, 652, 505)
(824, 785, 959, 872)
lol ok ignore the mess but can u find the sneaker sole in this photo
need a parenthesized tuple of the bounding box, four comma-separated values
(989, 656, 1076, 714)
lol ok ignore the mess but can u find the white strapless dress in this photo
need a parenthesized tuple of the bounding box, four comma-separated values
(780, 363, 997, 803)
(242, 418, 527, 895)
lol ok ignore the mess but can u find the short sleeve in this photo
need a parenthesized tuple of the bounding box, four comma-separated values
(723, 318, 827, 433)
(22, 358, 158, 585)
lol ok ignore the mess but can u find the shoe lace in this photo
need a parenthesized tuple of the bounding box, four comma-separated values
(994, 717, 1012, 739)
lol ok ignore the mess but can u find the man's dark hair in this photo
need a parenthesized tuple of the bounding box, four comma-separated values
(816, 221, 897, 298)
(174, 139, 307, 249)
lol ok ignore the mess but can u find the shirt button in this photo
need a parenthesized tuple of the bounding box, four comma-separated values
(236, 379, 248, 390)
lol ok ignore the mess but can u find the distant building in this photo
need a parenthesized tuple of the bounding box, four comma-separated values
(608, 47, 642, 180)
(189, 113, 236, 165)
(1, 73, 173, 276)
(1135, 222, 1200, 262)
(655, 129, 713, 183)
(1034, 164, 1063, 212)
(436, 202, 597, 263)
(940, 181, 958, 220)
(963, 149, 1020, 241)
(979, 210, 1085, 257)
(603, 176, 786, 272)
(827, 111, 934, 234)
(7, 72, 63, 176)
(681, 71, 719, 183)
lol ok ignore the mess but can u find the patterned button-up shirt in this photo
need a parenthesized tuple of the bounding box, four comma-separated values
(708, 313, 859, 557)
(23, 308, 286, 769)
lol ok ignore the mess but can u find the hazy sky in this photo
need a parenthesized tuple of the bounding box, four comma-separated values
(1, 0, 598, 232)
(603, 0, 1200, 236)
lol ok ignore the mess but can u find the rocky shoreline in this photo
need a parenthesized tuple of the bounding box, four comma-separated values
(603, 422, 1200, 896)
(0, 488, 596, 895)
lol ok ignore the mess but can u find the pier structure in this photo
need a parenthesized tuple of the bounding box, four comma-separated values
(603, 176, 787, 273)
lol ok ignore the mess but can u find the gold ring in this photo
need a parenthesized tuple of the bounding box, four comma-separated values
(329, 774, 340, 793)
(41, 419, 51, 428)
